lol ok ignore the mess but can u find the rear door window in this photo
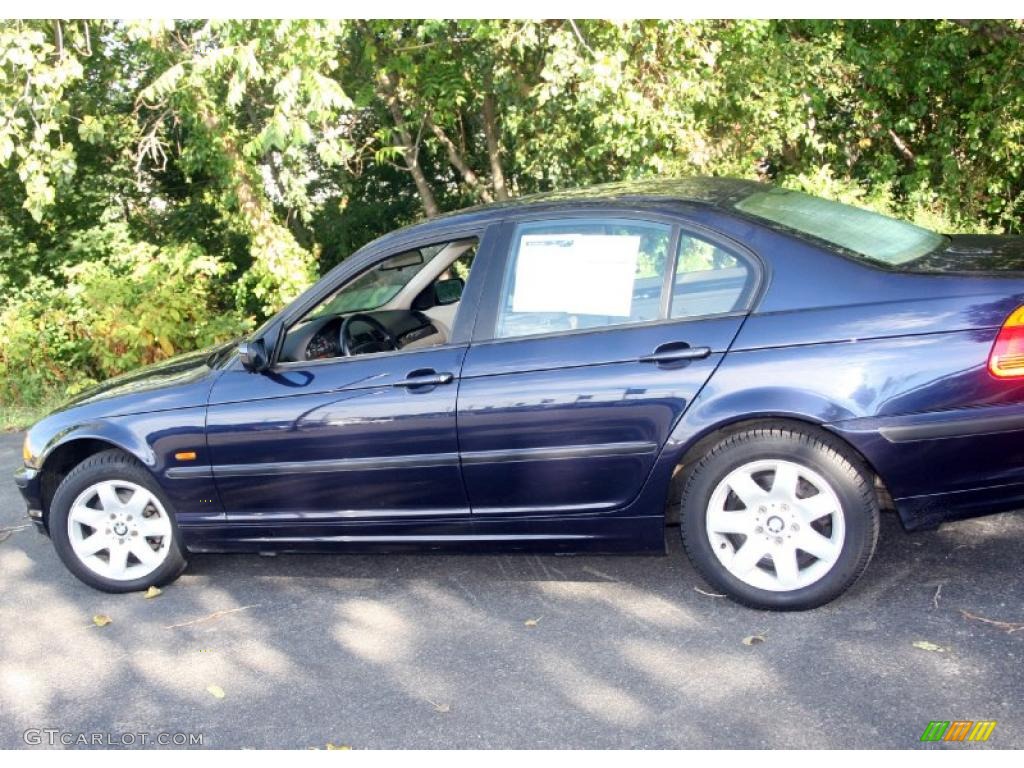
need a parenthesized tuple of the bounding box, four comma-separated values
(495, 219, 672, 339)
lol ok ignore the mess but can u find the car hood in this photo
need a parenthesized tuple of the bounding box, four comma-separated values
(53, 340, 238, 417)
(23, 340, 239, 466)
(909, 235, 1024, 273)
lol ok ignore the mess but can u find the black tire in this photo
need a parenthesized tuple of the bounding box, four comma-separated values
(680, 426, 879, 610)
(49, 450, 188, 593)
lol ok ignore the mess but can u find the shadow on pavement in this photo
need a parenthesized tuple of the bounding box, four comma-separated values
(1, 430, 1021, 748)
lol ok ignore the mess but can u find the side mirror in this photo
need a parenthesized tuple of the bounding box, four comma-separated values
(238, 321, 282, 373)
(434, 277, 465, 306)
(238, 338, 269, 373)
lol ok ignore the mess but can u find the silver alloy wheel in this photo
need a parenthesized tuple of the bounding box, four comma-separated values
(67, 480, 173, 581)
(706, 459, 846, 592)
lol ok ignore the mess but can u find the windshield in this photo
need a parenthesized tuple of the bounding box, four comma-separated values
(309, 243, 445, 319)
(735, 188, 945, 266)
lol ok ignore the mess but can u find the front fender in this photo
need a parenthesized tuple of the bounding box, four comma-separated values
(30, 407, 223, 532)
(39, 420, 156, 470)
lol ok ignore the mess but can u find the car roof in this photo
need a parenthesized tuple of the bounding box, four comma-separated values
(444, 176, 768, 218)
(367, 177, 770, 251)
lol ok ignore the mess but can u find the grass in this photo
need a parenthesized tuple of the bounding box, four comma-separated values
(0, 397, 64, 432)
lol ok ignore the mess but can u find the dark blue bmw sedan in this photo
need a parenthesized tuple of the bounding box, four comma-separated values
(14, 178, 1024, 609)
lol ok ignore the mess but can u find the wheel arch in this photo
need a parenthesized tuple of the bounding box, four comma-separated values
(37, 428, 154, 526)
(662, 414, 894, 525)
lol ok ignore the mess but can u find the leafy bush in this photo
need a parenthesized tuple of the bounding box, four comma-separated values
(782, 166, 999, 235)
(2, 19, 1019, 422)
(0, 224, 250, 410)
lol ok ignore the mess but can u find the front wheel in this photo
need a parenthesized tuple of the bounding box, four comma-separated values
(680, 427, 879, 610)
(49, 450, 189, 593)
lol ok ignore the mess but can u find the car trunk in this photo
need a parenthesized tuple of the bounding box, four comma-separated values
(909, 234, 1024, 273)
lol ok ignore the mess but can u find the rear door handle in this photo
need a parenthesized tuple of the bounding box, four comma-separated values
(393, 370, 455, 388)
(638, 345, 712, 364)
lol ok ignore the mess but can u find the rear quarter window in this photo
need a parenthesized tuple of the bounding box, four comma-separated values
(672, 234, 753, 318)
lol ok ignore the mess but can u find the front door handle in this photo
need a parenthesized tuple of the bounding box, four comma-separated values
(638, 344, 712, 364)
(393, 370, 455, 388)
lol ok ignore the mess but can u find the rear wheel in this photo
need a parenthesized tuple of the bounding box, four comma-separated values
(680, 427, 879, 610)
(49, 450, 188, 592)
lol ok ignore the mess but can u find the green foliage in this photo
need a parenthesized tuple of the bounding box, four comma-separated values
(0, 19, 1022, 412)
(782, 165, 998, 235)
(129, 20, 357, 312)
(0, 22, 84, 222)
(0, 224, 248, 407)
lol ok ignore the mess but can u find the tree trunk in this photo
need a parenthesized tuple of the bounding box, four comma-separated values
(427, 114, 493, 203)
(483, 91, 509, 201)
(378, 72, 440, 218)
(888, 128, 915, 163)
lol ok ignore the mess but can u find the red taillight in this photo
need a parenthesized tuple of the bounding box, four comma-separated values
(989, 306, 1024, 378)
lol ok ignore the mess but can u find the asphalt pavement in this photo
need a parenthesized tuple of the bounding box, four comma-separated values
(0, 430, 1021, 749)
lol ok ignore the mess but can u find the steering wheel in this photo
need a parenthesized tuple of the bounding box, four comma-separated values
(339, 313, 399, 357)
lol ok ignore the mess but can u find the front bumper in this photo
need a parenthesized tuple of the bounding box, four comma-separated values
(13, 465, 46, 531)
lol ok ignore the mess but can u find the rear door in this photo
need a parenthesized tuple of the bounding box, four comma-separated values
(457, 212, 760, 515)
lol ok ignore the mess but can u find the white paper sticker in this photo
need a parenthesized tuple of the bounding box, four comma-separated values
(511, 234, 640, 317)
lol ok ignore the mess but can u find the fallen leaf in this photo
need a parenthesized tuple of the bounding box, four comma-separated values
(144, 586, 162, 599)
(326, 743, 352, 750)
(524, 617, 542, 627)
(742, 634, 766, 646)
(912, 640, 945, 653)
(92, 614, 112, 628)
(426, 699, 450, 714)
(206, 684, 225, 699)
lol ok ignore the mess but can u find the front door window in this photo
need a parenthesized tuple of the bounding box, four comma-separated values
(278, 237, 478, 363)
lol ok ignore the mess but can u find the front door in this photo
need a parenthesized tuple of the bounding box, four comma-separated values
(207, 344, 469, 523)
(204, 231, 492, 535)
(457, 214, 760, 515)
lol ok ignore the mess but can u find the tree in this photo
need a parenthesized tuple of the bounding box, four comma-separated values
(132, 19, 357, 313)
(2, 19, 1023, 420)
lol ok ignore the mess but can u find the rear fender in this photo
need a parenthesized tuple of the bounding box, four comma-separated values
(665, 386, 855, 459)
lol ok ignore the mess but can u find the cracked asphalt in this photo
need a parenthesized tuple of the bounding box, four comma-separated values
(0, 430, 1021, 749)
